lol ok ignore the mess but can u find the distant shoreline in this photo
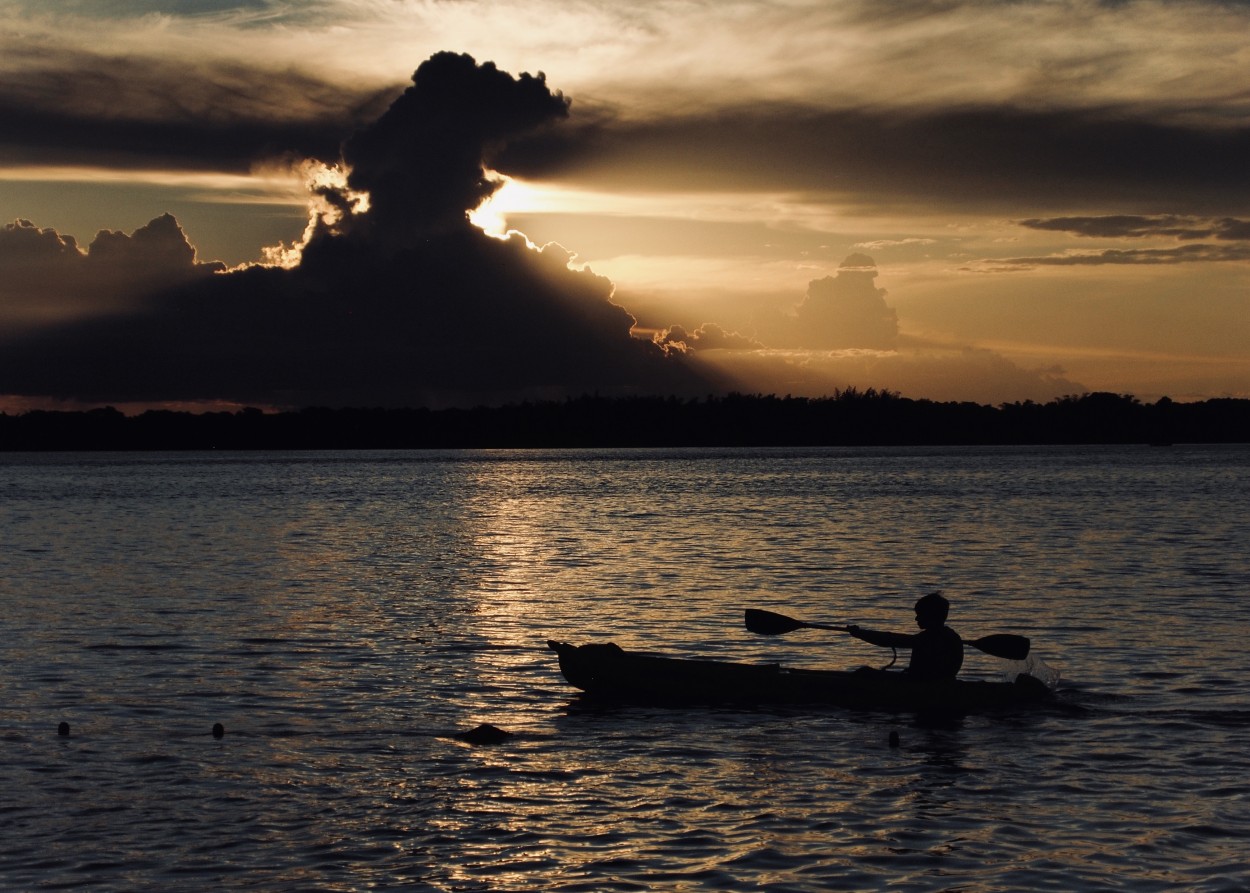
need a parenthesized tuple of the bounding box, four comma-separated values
(2, 391, 1248, 451)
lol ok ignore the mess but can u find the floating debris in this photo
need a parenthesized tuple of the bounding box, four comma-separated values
(454, 723, 512, 745)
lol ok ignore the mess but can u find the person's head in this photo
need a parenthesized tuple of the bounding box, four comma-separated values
(914, 591, 949, 630)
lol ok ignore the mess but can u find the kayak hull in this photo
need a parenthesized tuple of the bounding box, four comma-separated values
(547, 640, 1052, 713)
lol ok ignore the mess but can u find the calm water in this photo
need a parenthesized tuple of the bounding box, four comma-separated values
(2, 445, 1248, 891)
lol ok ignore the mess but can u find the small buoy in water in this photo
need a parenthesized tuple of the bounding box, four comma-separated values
(212, 723, 225, 739)
(57, 722, 70, 737)
(888, 731, 900, 748)
(455, 723, 512, 745)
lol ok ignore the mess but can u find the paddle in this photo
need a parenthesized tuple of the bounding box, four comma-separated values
(744, 608, 1030, 661)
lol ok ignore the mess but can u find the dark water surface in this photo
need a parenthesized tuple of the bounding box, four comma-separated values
(3, 446, 1249, 891)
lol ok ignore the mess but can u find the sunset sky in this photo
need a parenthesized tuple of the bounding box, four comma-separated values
(2, 0, 1248, 412)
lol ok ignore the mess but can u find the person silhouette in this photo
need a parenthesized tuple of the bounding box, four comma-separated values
(846, 591, 964, 681)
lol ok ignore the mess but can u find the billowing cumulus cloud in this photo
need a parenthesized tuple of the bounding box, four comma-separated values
(0, 54, 711, 409)
(794, 255, 898, 350)
(339, 53, 570, 242)
(0, 214, 222, 328)
(753, 255, 899, 351)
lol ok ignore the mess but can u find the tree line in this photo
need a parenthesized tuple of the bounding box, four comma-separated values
(1, 391, 1248, 451)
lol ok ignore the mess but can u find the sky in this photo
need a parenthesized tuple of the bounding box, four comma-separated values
(2, 0, 1248, 412)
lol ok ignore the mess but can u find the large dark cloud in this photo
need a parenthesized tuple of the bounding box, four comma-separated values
(510, 104, 1250, 215)
(0, 53, 711, 409)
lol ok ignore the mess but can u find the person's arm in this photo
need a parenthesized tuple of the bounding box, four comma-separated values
(846, 625, 916, 649)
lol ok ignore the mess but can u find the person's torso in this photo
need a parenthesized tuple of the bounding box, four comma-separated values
(906, 626, 964, 679)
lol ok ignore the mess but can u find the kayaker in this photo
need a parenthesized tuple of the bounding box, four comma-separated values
(846, 591, 964, 680)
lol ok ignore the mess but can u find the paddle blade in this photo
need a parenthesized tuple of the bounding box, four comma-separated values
(744, 609, 807, 635)
(969, 633, 1030, 661)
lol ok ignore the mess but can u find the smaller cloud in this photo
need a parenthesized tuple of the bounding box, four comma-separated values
(647, 251, 1088, 404)
(1218, 218, 1250, 241)
(852, 237, 937, 251)
(88, 213, 220, 278)
(0, 214, 222, 326)
(0, 218, 83, 268)
(655, 323, 763, 352)
(1016, 215, 1250, 241)
(760, 253, 899, 350)
(993, 244, 1250, 267)
(980, 214, 1250, 268)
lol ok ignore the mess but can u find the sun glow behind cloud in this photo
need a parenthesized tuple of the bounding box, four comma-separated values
(468, 177, 870, 305)
(466, 175, 550, 239)
(261, 162, 370, 268)
(472, 177, 846, 226)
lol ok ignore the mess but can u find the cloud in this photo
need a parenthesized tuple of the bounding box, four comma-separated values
(655, 323, 763, 352)
(0, 219, 87, 327)
(1016, 215, 1250, 241)
(752, 254, 899, 350)
(7, 4, 1250, 223)
(0, 54, 711, 409)
(0, 214, 222, 327)
(650, 250, 1087, 404)
(853, 238, 937, 251)
(992, 244, 1250, 267)
(524, 105, 1250, 216)
(339, 52, 570, 242)
(972, 213, 1250, 268)
(11, 0, 1250, 119)
(0, 44, 394, 172)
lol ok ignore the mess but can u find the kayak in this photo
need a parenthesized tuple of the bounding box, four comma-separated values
(547, 640, 1054, 713)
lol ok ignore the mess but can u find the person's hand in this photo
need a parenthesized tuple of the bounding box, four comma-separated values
(846, 624, 862, 637)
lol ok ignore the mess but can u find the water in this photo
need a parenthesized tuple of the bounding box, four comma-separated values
(2, 445, 1248, 891)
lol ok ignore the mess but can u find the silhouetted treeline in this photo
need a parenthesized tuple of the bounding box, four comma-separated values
(1, 391, 1248, 451)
